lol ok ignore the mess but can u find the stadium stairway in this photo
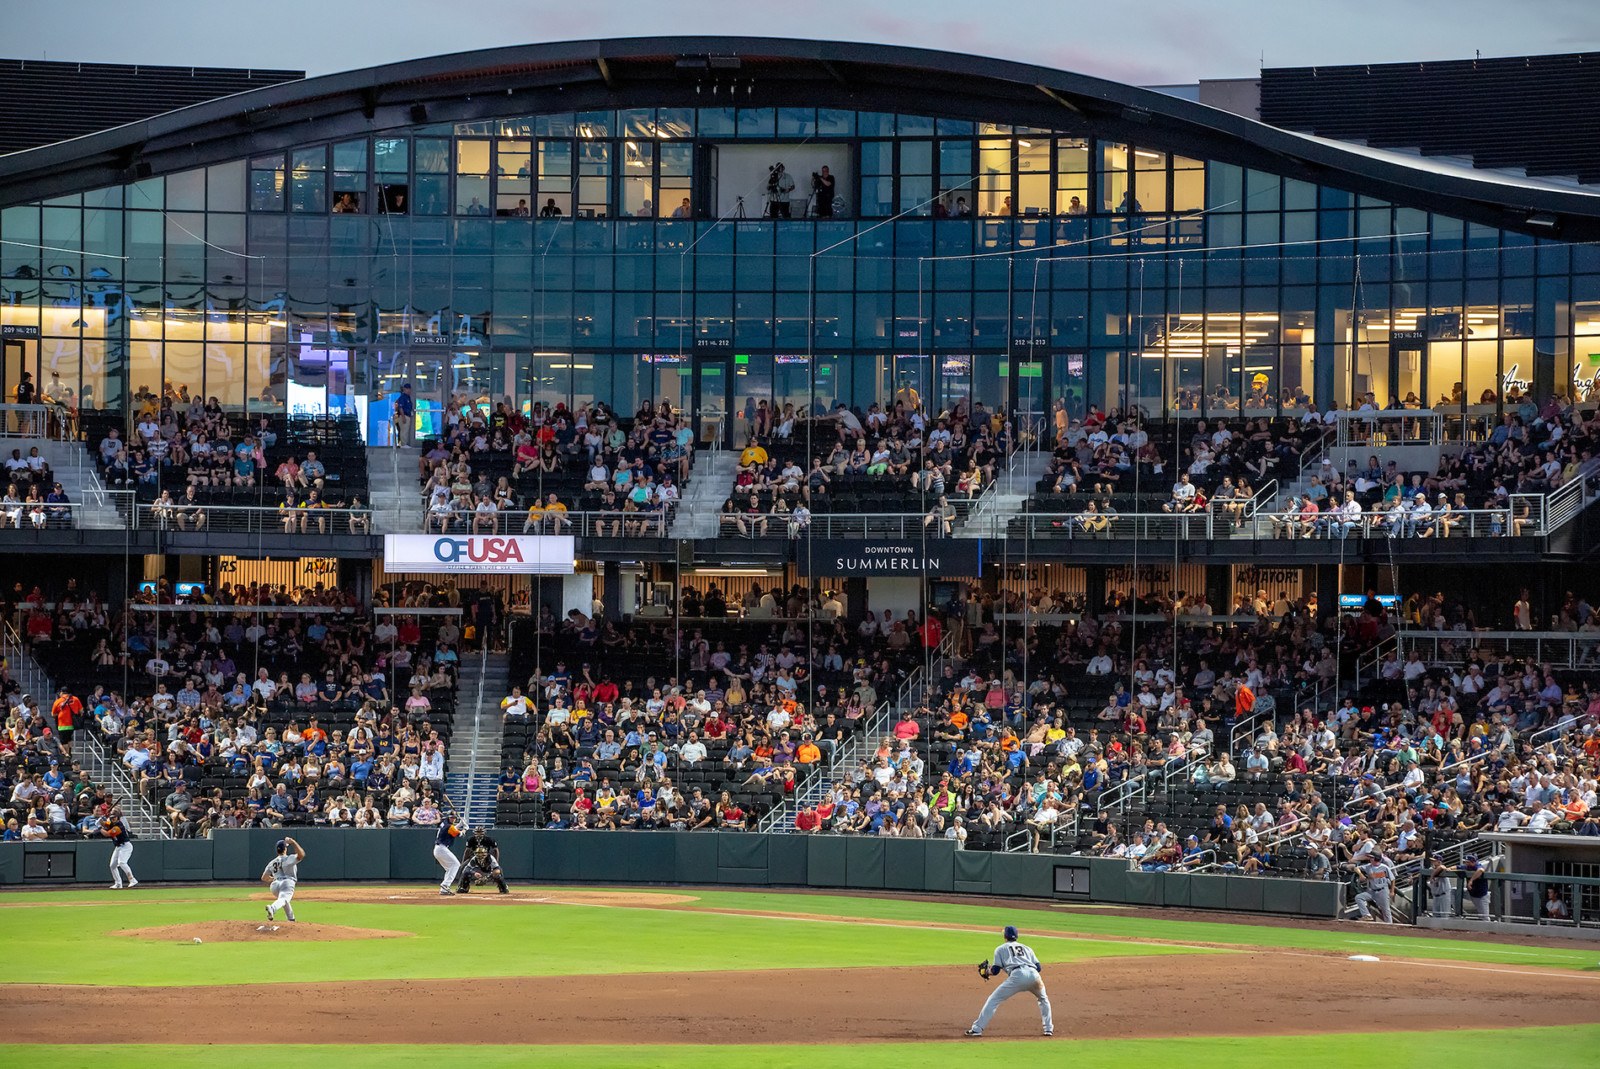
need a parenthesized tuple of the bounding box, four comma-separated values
(366, 444, 422, 533)
(445, 648, 510, 828)
(668, 448, 735, 539)
(0, 630, 167, 836)
(0, 437, 124, 529)
(760, 633, 957, 833)
(958, 449, 1050, 538)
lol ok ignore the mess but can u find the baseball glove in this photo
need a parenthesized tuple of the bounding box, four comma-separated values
(978, 960, 992, 980)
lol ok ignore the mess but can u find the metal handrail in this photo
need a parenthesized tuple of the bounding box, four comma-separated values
(0, 403, 69, 439)
(1004, 826, 1034, 852)
(0, 621, 170, 839)
(758, 630, 956, 833)
(1229, 709, 1268, 756)
(1173, 847, 1222, 872)
(1346, 713, 1588, 816)
(1396, 630, 1600, 671)
(1096, 771, 1147, 814)
(1333, 409, 1446, 448)
(1241, 477, 1279, 519)
(1006, 505, 1540, 540)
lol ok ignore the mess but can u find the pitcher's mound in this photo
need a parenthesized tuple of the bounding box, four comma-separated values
(118, 921, 411, 943)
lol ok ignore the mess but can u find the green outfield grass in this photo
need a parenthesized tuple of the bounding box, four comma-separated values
(6, 1026, 1600, 1069)
(0, 886, 1198, 987)
(6, 885, 1598, 1067)
(5, 883, 1597, 985)
(669, 888, 1600, 970)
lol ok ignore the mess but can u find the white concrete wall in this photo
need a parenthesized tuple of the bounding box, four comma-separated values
(865, 576, 922, 620)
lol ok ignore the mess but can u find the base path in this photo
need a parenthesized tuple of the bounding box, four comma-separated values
(8, 954, 1600, 1044)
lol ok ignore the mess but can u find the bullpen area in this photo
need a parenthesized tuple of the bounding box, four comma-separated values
(3, 883, 1599, 1068)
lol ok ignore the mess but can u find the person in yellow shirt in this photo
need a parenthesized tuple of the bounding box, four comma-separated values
(739, 438, 768, 467)
(541, 492, 570, 533)
(522, 499, 545, 532)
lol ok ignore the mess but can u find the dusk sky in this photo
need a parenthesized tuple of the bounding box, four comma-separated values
(6, 0, 1596, 85)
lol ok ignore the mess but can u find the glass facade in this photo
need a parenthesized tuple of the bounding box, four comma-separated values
(3, 104, 1598, 444)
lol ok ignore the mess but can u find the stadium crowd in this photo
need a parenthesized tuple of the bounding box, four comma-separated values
(765, 585, 1600, 882)
(418, 395, 691, 535)
(1, 674, 116, 842)
(91, 389, 370, 533)
(494, 584, 936, 829)
(15, 579, 461, 837)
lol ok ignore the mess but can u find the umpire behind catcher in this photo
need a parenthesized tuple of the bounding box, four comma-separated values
(456, 828, 509, 894)
(966, 925, 1053, 1037)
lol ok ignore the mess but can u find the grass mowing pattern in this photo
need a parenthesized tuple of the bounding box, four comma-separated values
(4, 1026, 1599, 1068)
(1, 890, 1195, 987)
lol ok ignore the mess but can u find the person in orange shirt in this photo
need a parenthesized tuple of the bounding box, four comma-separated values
(1563, 793, 1589, 823)
(51, 687, 82, 749)
(796, 735, 822, 764)
(1234, 682, 1256, 719)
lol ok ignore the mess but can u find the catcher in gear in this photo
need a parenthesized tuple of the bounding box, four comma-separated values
(455, 828, 509, 894)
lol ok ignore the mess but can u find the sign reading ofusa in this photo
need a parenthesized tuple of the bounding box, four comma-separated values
(382, 534, 575, 574)
(431, 537, 526, 564)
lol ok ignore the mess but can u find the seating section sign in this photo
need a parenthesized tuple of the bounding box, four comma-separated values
(797, 538, 982, 576)
(382, 534, 576, 574)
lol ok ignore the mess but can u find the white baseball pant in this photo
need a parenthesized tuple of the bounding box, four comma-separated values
(1354, 885, 1393, 922)
(433, 844, 460, 889)
(110, 842, 134, 888)
(269, 878, 297, 921)
(971, 966, 1052, 1035)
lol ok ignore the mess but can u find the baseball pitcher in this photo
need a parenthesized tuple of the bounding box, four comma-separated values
(966, 925, 1053, 1037)
(262, 836, 304, 922)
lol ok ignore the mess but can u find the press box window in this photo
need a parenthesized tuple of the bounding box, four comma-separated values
(331, 140, 367, 213)
(289, 147, 326, 213)
(456, 140, 491, 215)
(375, 138, 409, 214)
(250, 155, 285, 212)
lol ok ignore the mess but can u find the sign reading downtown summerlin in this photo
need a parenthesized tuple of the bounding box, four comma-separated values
(801, 539, 982, 576)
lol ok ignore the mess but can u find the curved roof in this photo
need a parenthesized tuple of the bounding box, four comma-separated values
(3, 36, 1599, 237)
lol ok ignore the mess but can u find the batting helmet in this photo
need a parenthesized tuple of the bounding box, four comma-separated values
(1003, 925, 1019, 942)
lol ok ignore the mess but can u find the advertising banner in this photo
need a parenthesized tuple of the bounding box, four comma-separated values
(382, 534, 575, 574)
(798, 538, 982, 576)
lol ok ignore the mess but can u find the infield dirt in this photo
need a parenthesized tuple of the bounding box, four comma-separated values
(115, 921, 411, 943)
(8, 953, 1600, 1043)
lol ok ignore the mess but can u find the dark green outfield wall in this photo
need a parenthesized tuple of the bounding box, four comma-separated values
(0, 831, 1342, 917)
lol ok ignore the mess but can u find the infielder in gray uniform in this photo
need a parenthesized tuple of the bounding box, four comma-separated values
(262, 836, 305, 922)
(966, 925, 1053, 1037)
(1353, 858, 1395, 923)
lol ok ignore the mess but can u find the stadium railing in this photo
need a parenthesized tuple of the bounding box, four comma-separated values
(1396, 629, 1600, 670)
